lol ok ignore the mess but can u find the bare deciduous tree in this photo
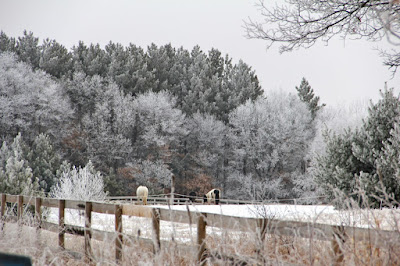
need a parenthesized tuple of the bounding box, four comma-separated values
(245, 0, 400, 72)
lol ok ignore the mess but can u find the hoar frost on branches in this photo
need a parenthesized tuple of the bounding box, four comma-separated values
(0, 133, 39, 195)
(226, 92, 313, 200)
(50, 161, 107, 201)
(315, 88, 400, 207)
(245, 0, 400, 74)
(127, 159, 173, 193)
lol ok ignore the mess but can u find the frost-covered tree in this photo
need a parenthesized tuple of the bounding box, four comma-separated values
(106, 42, 158, 96)
(82, 86, 134, 170)
(132, 91, 187, 161)
(50, 161, 107, 201)
(227, 172, 286, 201)
(26, 133, 60, 192)
(353, 89, 400, 168)
(0, 140, 11, 172)
(375, 123, 400, 205)
(62, 73, 119, 166)
(179, 46, 262, 122)
(0, 31, 16, 53)
(39, 38, 72, 78)
(296, 78, 325, 120)
(145, 43, 175, 92)
(71, 41, 109, 77)
(293, 100, 368, 203)
(309, 101, 368, 159)
(179, 46, 209, 116)
(127, 159, 173, 193)
(352, 89, 400, 206)
(315, 88, 400, 207)
(184, 112, 228, 189)
(314, 129, 367, 204)
(16, 30, 40, 69)
(227, 92, 313, 199)
(0, 133, 39, 195)
(216, 59, 262, 123)
(62, 72, 110, 126)
(0, 52, 72, 144)
(2, 31, 263, 124)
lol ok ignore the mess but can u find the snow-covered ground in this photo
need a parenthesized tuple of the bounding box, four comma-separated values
(158, 204, 336, 219)
(158, 204, 400, 230)
(45, 204, 400, 243)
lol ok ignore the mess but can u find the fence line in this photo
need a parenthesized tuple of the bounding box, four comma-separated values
(1, 193, 399, 264)
(105, 193, 327, 205)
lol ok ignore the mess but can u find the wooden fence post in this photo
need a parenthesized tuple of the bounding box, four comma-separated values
(152, 208, 161, 254)
(35, 197, 42, 227)
(85, 201, 92, 259)
(0, 194, 5, 233)
(17, 195, 23, 222)
(35, 197, 42, 247)
(1, 194, 5, 219)
(332, 225, 347, 265)
(197, 213, 207, 264)
(170, 175, 175, 205)
(58, 199, 65, 249)
(115, 204, 123, 262)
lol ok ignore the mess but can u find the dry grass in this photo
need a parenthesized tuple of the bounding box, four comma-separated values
(0, 222, 83, 265)
(2, 204, 400, 265)
(0, 220, 199, 265)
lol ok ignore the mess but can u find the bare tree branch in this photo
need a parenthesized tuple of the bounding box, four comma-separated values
(245, 0, 400, 73)
(379, 48, 400, 76)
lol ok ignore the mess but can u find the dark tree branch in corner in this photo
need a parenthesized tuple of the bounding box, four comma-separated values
(245, 0, 400, 74)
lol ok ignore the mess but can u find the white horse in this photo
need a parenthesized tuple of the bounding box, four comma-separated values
(204, 189, 221, 205)
(136, 186, 149, 205)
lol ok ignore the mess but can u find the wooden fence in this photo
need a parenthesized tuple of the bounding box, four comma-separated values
(106, 193, 261, 205)
(105, 193, 326, 205)
(1, 193, 400, 264)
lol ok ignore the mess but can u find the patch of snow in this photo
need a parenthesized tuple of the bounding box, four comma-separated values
(156, 204, 336, 220)
(45, 204, 400, 244)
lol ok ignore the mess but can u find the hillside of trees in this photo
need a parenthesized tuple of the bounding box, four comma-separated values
(1, 30, 399, 207)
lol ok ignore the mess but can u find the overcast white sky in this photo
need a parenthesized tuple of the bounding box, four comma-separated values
(0, 0, 399, 106)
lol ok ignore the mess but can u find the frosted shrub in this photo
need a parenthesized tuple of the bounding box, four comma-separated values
(50, 161, 107, 201)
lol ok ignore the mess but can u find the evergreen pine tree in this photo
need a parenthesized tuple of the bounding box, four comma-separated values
(0, 133, 39, 195)
(0, 31, 16, 53)
(26, 133, 60, 192)
(72, 42, 109, 77)
(16, 30, 40, 69)
(353, 89, 400, 167)
(352, 88, 400, 206)
(39, 38, 72, 78)
(315, 129, 366, 203)
(145, 43, 175, 92)
(315, 88, 400, 207)
(296, 78, 325, 119)
(375, 123, 400, 205)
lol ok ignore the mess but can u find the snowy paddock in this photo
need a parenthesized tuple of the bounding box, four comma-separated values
(2, 203, 398, 265)
(45, 203, 400, 244)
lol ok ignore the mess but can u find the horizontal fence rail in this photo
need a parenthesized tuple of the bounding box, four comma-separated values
(105, 193, 327, 205)
(0, 193, 399, 264)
